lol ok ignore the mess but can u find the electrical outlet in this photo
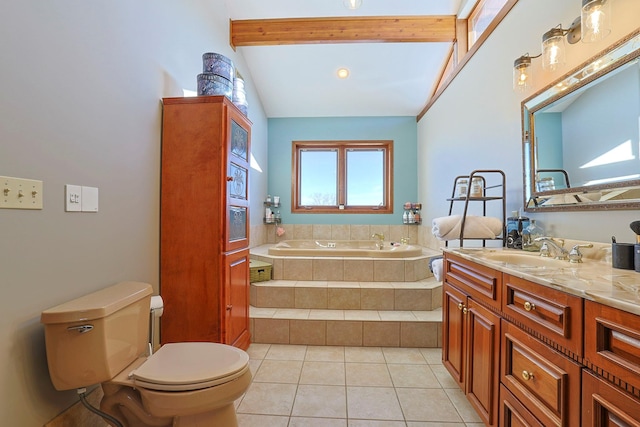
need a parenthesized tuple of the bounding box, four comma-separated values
(0, 176, 43, 209)
(65, 185, 82, 212)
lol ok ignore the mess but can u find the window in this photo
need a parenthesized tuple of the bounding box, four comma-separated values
(468, 0, 509, 48)
(292, 140, 393, 214)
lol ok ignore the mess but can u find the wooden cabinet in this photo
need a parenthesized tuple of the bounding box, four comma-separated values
(582, 370, 640, 427)
(160, 96, 251, 350)
(443, 255, 502, 426)
(501, 320, 581, 426)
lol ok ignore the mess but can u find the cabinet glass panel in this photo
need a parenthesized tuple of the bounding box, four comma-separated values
(229, 206, 247, 242)
(229, 162, 248, 200)
(231, 120, 248, 161)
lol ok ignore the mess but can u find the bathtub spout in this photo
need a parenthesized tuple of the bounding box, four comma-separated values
(371, 233, 385, 249)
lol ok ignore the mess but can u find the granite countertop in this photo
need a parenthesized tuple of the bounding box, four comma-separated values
(443, 241, 640, 316)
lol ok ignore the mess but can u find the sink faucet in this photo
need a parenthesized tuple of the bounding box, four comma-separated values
(568, 243, 593, 263)
(534, 237, 568, 260)
(371, 233, 385, 249)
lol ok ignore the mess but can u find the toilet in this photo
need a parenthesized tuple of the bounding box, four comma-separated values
(40, 281, 252, 427)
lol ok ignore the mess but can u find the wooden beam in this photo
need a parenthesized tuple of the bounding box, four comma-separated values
(230, 16, 456, 48)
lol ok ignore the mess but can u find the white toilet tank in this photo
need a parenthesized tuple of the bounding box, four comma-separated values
(41, 281, 153, 391)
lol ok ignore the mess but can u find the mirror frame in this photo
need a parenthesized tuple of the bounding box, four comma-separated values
(522, 29, 640, 212)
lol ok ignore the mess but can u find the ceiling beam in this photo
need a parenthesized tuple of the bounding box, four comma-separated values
(230, 16, 456, 48)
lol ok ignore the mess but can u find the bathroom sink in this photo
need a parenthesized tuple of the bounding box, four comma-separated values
(476, 251, 569, 268)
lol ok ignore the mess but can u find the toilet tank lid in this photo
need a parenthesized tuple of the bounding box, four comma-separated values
(41, 281, 153, 324)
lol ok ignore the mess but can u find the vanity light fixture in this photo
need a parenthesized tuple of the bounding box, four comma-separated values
(343, 0, 362, 10)
(581, 0, 611, 43)
(513, 0, 612, 92)
(337, 67, 350, 79)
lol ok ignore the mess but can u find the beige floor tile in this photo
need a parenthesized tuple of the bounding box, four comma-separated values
(305, 345, 345, 362)
(253, 359, 303, 383)
(395, 388, 462, 422)
(265, 344, 308, 360)
(349, 421, 406, 427)
(249, 306, 277, 318)
(419, 348, 443, 364)
(344, 346, 385, 363)
(284, 258, 314, 280)
(445, 388, 484, 423)
(395, 289, 431, 311)
(296, 280, 328, 287)
(236, 413, 290, 427)
(237, 382, 298, 416)
(388, 364, 441, 388)
(300, 361, 346, 385)
(246, 343, 271, 360)
(328, 281, 360, 288)
(309, 309, 344, 320)
(313, 259, 345, 281)
(248, 359, 262, 377)
(430, 364, 460, 389)
(378, 311, 416, 321)
(295, 287, 328, 309)
(382, 347, 427, 364)
(345, 363, 392, 386)
(405, 423, 465, 427)
(373, 260, 405, 282)
(411, 308, 442, 321)
(401, 322, 439, 348)
(273, 308, 310, 319)
(256, 286, 295, 308)
(346, 386, 404, 421)
(344, 310, 380, 321)
(290, 417, 348, 427)
(292, 384, 347, 418)
(343, 260, 374, 282)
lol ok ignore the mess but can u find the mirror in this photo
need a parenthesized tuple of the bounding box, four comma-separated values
(522, 29, 640, 212)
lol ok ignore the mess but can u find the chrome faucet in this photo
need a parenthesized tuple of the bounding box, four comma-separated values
(568, 243, 593, 263)
(534, 237, 568, 260)
(371, 233, 385, 249)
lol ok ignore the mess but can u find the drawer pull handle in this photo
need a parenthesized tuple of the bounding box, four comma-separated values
(522, 370, 534, 381)
(462, 307, 468, 315)
(458, 302, 464, 311)
(226, 305, 233, 311)
(523, 301, 536, 312)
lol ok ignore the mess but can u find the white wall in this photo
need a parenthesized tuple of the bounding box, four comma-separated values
(0, 1, 267, 424)
(418, 0, 640, 247)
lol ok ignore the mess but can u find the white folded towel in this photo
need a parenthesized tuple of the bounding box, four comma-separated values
(432, 215, 503, 241)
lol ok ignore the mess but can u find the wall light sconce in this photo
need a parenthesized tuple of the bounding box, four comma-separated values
(513, 0, 612, 92)
(343, 0, 362, 10)
(581, 0, 611, 43)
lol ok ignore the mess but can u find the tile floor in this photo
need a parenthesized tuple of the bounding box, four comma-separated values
(235, 343, 484, 427)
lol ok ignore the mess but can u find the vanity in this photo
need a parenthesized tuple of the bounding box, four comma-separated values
(442, 246, 640, 426)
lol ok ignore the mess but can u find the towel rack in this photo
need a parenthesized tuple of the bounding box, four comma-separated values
(445, 169, 506, 247)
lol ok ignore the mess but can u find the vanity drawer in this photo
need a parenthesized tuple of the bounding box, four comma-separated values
(501, 320, 582, 427)
(585, 300, 640, 394)
(499, 384, 545, 427)
(444, 253, 502, 310)
(582, 370, 640, 427)
(502, 274, 583, 357)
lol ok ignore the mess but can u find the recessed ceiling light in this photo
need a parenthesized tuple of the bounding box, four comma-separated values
(343, 0, 362, 10)
(337, 68, 350, 79)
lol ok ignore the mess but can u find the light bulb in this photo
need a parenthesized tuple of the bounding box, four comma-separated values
(337, 68, 350, 79)
(542, 28, 565, 71)
(513, 56, 532, 92)
(343, 0, 362, 10)
(581, 0, 611, 43)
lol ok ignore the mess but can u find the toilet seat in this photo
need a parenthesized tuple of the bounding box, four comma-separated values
(131, 342, 250, 392)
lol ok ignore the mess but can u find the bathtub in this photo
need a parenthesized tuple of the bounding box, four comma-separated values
(267, 240, 423, 258)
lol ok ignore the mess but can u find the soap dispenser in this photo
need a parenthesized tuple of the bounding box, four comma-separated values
(522, 220, 545, 252)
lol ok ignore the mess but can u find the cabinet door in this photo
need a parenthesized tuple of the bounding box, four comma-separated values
(582, 370, 640, 427)
(466, 298, 501, 427)
(225, 110, 251, 252)
(224, 249, 251, 350)
(443, 282, 467, 388)
(500, 384, 546, 427)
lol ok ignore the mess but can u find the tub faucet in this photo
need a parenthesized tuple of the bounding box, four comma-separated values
(371, 233, 385, 249)
(534, 237, 568, 260)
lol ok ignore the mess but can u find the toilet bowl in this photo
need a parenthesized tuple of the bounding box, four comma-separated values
(41, 281, 252, 427)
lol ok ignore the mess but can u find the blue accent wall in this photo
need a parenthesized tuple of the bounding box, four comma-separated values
(267, 117, 418, 224)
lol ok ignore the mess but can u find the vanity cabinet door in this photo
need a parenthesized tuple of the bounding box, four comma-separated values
(582, 370, 640, 427)
(502, 274, 583, 358)
(444, 253, 502, 310)
(442, 282, 501, 426)
(501, 320, 582, 427)
(223, 249, 250, 349)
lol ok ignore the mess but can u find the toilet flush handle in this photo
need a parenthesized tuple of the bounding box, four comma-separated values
(67, 324, 93, 334)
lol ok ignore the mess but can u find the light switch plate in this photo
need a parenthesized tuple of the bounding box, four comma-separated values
(81, 186, 98, 212)
(65, 185, 82, 212)
(0, 176, 43, 209)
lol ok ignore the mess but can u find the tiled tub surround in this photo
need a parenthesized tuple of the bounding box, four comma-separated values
(446, 239, 640, 315)
(250, 244, 440, 282)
